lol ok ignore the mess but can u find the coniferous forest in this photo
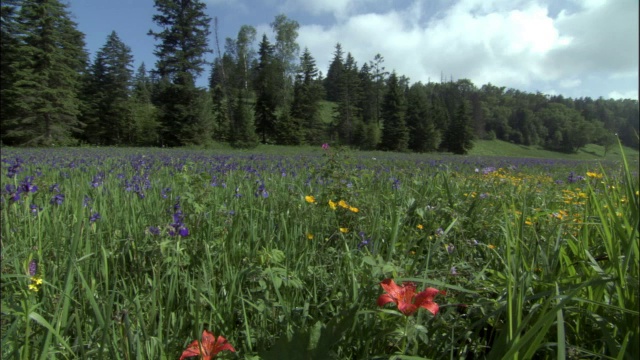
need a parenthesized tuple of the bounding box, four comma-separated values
(1, 0, 638, 154)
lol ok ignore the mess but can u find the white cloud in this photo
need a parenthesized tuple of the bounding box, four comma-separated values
(608, 90, 639, 100)
(272, 0, 638, 98)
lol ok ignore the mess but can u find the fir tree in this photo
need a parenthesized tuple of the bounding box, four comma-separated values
(324, 43, 343, 102)
(82, 31, 134, 145)
(290, 47, 323, 144)
(442, 100, 474, 154)
(148, 0, 212, 146)
(379, 72, 408, 152)
(229, 89, 258, 148)
(0, 0, 20, 140)
(253, 34, 278, 143)
(333, 52, 362, 146)
(3, 0, 88, 146)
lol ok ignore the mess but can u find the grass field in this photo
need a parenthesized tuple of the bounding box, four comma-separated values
(1, 142, 638, 359)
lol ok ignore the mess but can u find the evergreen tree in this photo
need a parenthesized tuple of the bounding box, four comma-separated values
(229, 89, 258, 148)
(406, 82, 439, 152)
(290, 47, 323, 144)
(253, 34, 278, 143)
(82, 31, 134, 145)
(369, 53, 388, 126)
(127, 63, 160, 145)
(333, 52, 362, 146)
(379, 72, 408, 152)
(148, 0, 212, 146)
(3, 0, 88, 146)
(324, 43, 343, 102)
(0, 0, 20, 140)
(442, 100, 474, 154)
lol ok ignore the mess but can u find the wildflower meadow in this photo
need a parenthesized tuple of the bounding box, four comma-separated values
(1, 144, 638, 359)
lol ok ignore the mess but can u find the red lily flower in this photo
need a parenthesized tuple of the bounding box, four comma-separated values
(179, 330, 236, 360)
(377, 279, 440, 316)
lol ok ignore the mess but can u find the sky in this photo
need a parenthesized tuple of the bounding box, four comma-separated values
(66, 0, 639, 100)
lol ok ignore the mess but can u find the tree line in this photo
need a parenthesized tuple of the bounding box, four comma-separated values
(1, 0, 638, 154)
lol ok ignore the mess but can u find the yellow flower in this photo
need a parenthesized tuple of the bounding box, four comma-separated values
(307, 233, 314, 240)
(305, 195, 316, 204)
(338, 200, 349, 209)
(339, 227, 348, 233)
(525, 219, 533, 226)
(349, 206, 359, 213)
(416, 224, 424, 230)
(586, 171, 602, 179)
(28, 276, 43, 292)
(488, 244, 496, 249)
(328, 200, 337, 210)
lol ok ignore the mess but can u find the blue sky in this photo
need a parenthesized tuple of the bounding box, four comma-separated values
(67, 0, 639, 100)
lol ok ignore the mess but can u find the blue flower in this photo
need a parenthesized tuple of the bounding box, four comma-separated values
(89, 212, 101, 223)
(50, 194, 65, 205)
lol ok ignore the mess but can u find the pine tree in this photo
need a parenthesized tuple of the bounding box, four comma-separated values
(129, 63, 160, 145)
(406, 82, 439, 152)
(442, 100, 474, 154)
(324, 43, 343, 102)
(0, 0, 20, 140)
(229, 89, 258, 148)
(148, 0, 212, 146)
(3, 0, 88, 146)
(290, 47, 323, 144)
(82, 31, 134, 145)
(253, 34, 278, 143)
(333, 52, 362, 146)
(379, 72, 408, 152)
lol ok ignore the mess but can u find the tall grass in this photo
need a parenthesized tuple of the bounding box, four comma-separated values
(1, 144, 637, 359)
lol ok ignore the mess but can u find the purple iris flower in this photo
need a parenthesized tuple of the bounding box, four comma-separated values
(19, 176, 38, 193)
(148, 226, 161, 236)
(50, 194, 65, 205)
(30, 203, 42, 216)
(89, 212, 101, 223)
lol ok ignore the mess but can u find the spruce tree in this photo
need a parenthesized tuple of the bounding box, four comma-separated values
(291, 47, 323, 144)
(406, 82, 439, 152)
(442, 100, 474, 154)
(379, 72, 408, 152)
(324, 43, 343, 102)
(82, 31, 134, 145)
(3, 0, 87, 146)
(333, 52, 362, 146)
(253, 34, 278, 143)
(0, 0, 20, 140)
(148, 0, 212, 146)
(229, 89, 258, 148)
(130, 63, 160, 145)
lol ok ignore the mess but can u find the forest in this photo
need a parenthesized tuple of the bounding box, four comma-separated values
(1, 0, 638, 154)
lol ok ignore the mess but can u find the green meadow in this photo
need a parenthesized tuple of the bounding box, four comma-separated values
(1, 143, 638, 359)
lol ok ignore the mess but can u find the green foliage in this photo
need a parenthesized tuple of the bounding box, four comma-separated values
(230, 90, 258, 148)
(2, 0, 87, 146)
(379, 72, 409, 152)
(442, 100, 475, 154)
(81, 31, 134, 145)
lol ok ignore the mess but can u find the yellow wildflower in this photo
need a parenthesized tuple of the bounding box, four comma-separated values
(525, 219, 533, 226)
(488, 244, 496, 250)
(416, 224, 424, 230)
(305, 195, 316, 204)
(328, 200, 337, 210)
(339, 227, 348, 233)
(586, 171, 602, 179)
(349, 206, 359, 213)
(338, 200, 349, 209)
(307, 233, 314, 240)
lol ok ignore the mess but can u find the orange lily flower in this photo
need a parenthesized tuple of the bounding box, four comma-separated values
(180, 330, 235, 360)
(377, 279, 439, 316)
